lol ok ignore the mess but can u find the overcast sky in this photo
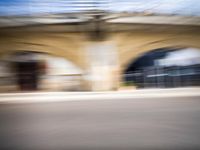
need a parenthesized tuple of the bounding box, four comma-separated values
(0, 0, 200, 16)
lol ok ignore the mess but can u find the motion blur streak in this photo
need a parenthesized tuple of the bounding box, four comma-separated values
(0, 0, 200, 150)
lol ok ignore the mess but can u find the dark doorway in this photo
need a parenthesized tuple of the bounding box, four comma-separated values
(16, 61, 39, 91)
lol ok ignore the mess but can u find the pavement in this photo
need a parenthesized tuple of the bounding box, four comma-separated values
(0, 87, 200, 150)
(0, 93, 200, 150)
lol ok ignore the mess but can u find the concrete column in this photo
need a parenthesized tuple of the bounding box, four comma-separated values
(86, 41, 119, 91)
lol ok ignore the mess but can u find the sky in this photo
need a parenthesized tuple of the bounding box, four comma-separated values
(0, 0, 200, 16)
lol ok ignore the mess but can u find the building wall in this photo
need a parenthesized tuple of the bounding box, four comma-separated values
(0, 25, 200, 90)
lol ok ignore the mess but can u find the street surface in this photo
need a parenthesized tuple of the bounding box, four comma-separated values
(0, 96, 200, 150)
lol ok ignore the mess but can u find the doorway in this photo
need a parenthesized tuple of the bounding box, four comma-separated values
(16, 61, 39, 91)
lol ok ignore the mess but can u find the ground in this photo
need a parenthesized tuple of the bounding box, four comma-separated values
(0, 91, 200, 150)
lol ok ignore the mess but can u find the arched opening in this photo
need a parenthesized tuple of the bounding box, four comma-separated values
(0, 51, 85, 92)
(123, 47, 200, 88)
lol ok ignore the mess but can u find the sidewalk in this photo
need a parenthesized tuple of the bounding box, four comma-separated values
(0, 87, 200, 103)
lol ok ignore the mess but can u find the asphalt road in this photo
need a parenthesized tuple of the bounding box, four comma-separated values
(0, 96, 200, 150)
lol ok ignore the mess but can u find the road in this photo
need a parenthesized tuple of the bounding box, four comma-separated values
(0, 96, 200, 150)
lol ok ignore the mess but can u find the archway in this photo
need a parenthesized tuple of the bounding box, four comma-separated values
(0, 51, 84, 92)
(123, 47, 200, 88)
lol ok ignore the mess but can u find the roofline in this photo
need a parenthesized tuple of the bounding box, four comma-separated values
(0, 12, 200, 29)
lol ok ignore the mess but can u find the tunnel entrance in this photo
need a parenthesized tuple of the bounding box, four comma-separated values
(124, 47, 200, 89)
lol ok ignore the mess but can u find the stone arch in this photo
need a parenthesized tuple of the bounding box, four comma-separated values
(120, 41, 200, 73)
(0, 33, 87, 70)
(0, 50, 86, 91)
(121, 46, 200, 88)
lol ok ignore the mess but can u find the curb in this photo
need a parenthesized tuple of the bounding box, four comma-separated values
(0, 87, 200, 104)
